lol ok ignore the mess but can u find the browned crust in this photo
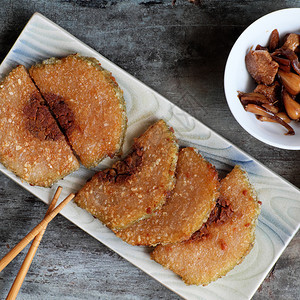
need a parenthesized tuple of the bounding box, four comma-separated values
(97, 145, 144, 184)
(23, 91, 64, 141)
(42, 93, 77, 137)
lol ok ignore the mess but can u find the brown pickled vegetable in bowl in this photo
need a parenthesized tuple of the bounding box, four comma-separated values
(238, 29, 300, 135)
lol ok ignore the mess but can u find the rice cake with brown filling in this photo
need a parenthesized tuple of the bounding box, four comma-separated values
(29, 54, 127, 168)
(0, 65, 79, 187)
(75, 120, 178, 230)
(151, 166, 260, 286)
(115, 147, 219, 246)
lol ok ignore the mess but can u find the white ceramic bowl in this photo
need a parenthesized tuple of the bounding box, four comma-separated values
(224, 8, 300, 150)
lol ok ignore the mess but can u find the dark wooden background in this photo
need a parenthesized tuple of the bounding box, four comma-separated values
(0, 1, 299, 299)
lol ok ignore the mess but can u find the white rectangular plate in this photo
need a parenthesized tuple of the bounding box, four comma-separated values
(1, 12, 299, 300)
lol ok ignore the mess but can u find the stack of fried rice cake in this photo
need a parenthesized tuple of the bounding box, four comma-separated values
(75, 120, 260, 285)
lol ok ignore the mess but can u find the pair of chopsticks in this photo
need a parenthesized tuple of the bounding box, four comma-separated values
(0, 187, 75, 300)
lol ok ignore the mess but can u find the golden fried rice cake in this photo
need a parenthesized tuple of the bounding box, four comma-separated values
(115, 147, 219, 246)
(75, 120, 178, 230)
(0, 65, 79, 187)
(151, 166, 261, 286)
(29, 54, 127, 168)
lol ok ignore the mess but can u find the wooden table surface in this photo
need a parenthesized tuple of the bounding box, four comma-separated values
(0, 1, 299, 299)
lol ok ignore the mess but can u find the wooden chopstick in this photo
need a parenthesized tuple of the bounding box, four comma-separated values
(0, 192, 75, 273)
(6, 186, 63, 300)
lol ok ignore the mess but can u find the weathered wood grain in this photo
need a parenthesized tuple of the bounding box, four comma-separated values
(0, 1, 299, 299)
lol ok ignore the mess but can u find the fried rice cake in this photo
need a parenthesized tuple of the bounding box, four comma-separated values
(29, 54, 127, 168)
(151, 166, 261, 286)
(0, 65, 79, 187)
(115, 147, 219, 246)
(75, 120, 178, 230)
